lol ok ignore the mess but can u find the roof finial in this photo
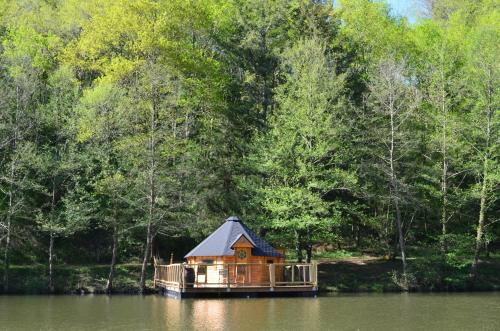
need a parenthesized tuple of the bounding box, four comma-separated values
(226, 216, 240, 222)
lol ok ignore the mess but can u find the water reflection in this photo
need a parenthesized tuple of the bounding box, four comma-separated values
(176, 296, 321, 331)
(191, 299, 227, 330)
(0, 293, 499, 331)
(155, 296, 183, 329)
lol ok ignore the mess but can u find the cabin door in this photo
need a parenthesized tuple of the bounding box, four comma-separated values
(235, 248, 249, 284)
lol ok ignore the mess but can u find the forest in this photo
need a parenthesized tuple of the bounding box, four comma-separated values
(0, 0, 498, 294)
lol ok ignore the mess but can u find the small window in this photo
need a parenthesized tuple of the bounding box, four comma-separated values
(237, 265, 246, 275)
(202, 259, 214, 264)
(267, 259, 274, 264)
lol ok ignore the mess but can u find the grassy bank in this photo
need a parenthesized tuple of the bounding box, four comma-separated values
(318, 256, 500, 292)
(0, 264, 154, 294)
(2, 256, 500, 294)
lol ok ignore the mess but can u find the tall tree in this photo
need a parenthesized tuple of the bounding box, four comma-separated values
(367, 58, 420, 286)
(464, 11, 499, 276)
(260, 37, 355, 262)
(63, 0, 188, 292)
(413, 20, 464, 254)
(35, 66, 80, 293)
(0, 23, 49, 291)
(75, 81, 129, 293)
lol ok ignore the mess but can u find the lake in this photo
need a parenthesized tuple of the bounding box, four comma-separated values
(1, 293, 499, 331)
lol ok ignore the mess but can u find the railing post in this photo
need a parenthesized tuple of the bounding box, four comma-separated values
(312, 261, 318, 287)
(181, 264, 185, 289)
(153, 260, 157, 288)
(195, 265, 198, 287)
(269, 264, 275, 289)
(291, 264, 294, 283)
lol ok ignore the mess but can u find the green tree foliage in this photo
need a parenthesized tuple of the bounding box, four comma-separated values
(0, 0, 498, 293)
(463, 10, 499, 276)
(411, 18, 466, 254)
(259, 37, 356, 262)
(75, 80, 129, 293)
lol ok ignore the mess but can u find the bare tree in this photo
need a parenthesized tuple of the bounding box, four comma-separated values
(467, 21, 499, 277)
(0, 66, 38, 292)
(368, 58, 420, 287)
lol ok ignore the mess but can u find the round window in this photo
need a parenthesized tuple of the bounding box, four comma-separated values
(237, 249, 247, 259)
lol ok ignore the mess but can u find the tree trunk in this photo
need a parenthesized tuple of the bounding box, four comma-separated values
(389, 99, 407, 288)
(439, 69, 448, 255)
(106, 226, 118, 293)
(2, 206, 11, 293)
(471, 70, 494, 277)
(106, 201, 118, 293)
(139, 224, 152, 293)
(294, 230, 303, 263)
(48, 231, 54, 293)
(3, 158, 16, 293)
(305, 246, 312, 264)
(3, 87, 20, 293)
(471, 140, 490, 277)
(441, 153, 448, 254)
(394, 198, 407, 285)
(384, 205, 392, 258)
(305, 226, 312, 263)
(355, 221, 361, 249)
(48, 180, 56, 294)
(441, 122, 448, 255)
(484, 227, 490, 258)
(424, 211, 428, 234)
(139, 88, 157, 294)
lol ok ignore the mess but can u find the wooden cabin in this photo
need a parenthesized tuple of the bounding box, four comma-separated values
(154, 216, 318, 298)
(184, 216, 285, 286)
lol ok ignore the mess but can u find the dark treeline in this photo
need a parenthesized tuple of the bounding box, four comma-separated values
(0, 0, 498, 293)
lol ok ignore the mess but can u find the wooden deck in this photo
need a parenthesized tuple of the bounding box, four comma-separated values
(154, 262, 318, 298)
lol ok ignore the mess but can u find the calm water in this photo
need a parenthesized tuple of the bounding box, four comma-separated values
(1, 293, 499, 331)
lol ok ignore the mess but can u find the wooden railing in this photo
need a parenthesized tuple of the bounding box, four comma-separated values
(154, 262, 318, 289)
(154, 263, 185, 288)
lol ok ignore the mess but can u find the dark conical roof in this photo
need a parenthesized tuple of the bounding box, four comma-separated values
(184, 217, 282, 258)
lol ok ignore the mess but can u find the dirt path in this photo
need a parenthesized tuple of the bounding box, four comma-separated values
(317, 255, 383, 265)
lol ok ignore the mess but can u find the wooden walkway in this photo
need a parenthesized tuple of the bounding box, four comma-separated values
(154, 262, 318, 298)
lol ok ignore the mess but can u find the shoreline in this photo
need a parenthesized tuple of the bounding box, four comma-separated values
(1, 288, 499, 296)
(2, 257, 499, 295)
